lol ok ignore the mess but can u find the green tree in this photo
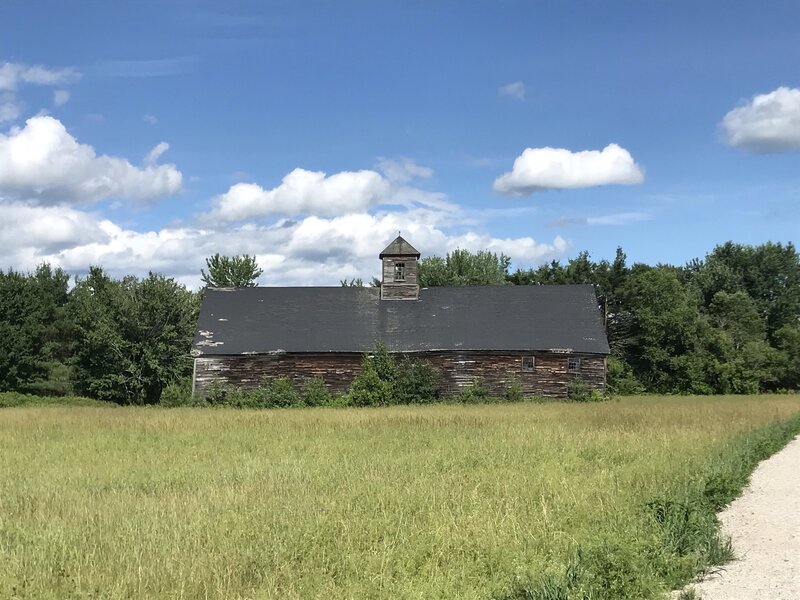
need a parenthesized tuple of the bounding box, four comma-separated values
(70, 268, 199, 404)
(418, 249, 510, 286)
(0, 264, 73, 394)
(691, 242, 800, 340)
(774, 325, 800, 389)
(621, 267, 711, 393)
(0, 269, 40, 391)
(340, 278, 364, 287)
(201, 254, 263, 288)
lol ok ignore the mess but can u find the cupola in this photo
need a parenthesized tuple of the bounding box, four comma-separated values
(379, 235, 420, 300)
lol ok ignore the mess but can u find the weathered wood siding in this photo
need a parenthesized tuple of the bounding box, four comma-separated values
(381, 257, 418, 284)
(194, 353, 363, 395)
(380, 256, 419, 300)
(193, 351, 605, 399)
(380, 283, 419, 300)
(425, 352, 605, 398)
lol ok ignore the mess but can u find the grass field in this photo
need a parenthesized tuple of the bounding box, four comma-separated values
(1, 396, 799, 600)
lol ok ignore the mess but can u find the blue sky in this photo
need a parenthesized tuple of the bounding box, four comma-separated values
(1, 0, 798, 287)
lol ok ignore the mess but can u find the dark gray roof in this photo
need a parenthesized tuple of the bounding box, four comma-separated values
(193, 285, 610, 356)
(379, 235, 420, 258)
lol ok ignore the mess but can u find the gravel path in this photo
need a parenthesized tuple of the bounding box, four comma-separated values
(688, 435, 800, 600)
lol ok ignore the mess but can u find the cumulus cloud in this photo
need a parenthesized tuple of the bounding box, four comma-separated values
(208, 165, 445, 222)
(499, 81, 526, 100)
(721, 87, 800, 152)
(142, 114, 158, 125)
(210, 169, 391, 221)
(53, 90, 70, 106)
(0, 61, 79, 91)
(0, 199, 570, 288)
(0, 202, 111, 268)
(493, 143, 644, 195)
(0, 116, 182, 203)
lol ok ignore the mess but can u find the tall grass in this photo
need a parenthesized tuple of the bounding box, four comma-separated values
(0, 395, 798, 599)
(0, 391, 108, 408)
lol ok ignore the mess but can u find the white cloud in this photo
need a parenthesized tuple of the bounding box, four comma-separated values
(53, 90, 70, 106)
(587, 212, 651, 226)
(0, 94, 19, 122)
(0, 61, 80, 92)
(144, 141, 170, 165)
(498, 81, 526, 100)
(208, 168, 397, 221)
(721, 87, 800, 152)
(548, 212, 652, 228)
(377, 157, 433, 183)
(0, 202, 111, 268)
(0, 116, 182, 204)
(0, 200, 569, 288)
(142, 114, 158, 125)
(493, 143, 644, 195)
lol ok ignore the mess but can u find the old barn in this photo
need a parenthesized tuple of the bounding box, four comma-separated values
(192, 236, 610, 398)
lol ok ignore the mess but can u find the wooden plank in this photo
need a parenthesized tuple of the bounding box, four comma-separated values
(194, 350, 606, 399)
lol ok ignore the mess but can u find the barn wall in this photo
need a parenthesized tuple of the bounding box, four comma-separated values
(425, 352, 605, 398)
(194, 353, 363, 395)
(194, 351, 605, 399)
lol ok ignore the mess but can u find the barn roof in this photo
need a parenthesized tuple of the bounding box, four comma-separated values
(379, 235, 420, 258)
(193, 284, 610, 356)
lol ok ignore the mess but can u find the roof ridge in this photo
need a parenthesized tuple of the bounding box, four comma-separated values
(379, 235, 421, 258)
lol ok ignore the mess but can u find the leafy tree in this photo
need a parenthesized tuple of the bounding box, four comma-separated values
(340, 278, 364, 287)
(348, 357, 393, 406)
(70, 268, 199, 404)
(708, 291, 765, 351)
(774, 325, 800, 389)
(418, 249, 511, 286)
(394, 358, 440, 404)
(691, 242, 800, 340)
(0, 269, 40, 391)
(621, 267, 710, 393)
(340, 277, 382, 287)
(201, 253, 263, 288)
(0, 264, 73, 394)
(348, 343, 440, 405)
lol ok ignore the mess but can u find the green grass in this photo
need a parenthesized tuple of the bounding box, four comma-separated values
(1, 395, 799, 599)
(0, 391, 108, 408)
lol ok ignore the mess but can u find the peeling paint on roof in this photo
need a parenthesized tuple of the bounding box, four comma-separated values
(196, 329, 225, 348)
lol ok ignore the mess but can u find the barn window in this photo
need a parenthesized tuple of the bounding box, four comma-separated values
(394, 262, 406, 281)
(567, 357, 581, 373)
(522, 356, 535, 371)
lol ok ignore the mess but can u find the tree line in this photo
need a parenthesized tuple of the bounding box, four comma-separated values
(0, 241, 797, 404)
(416, 242, 799, 394)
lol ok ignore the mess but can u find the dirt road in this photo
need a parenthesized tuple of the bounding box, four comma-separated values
(689, 435, 800, 600)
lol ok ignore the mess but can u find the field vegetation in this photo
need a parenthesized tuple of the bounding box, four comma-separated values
(1, 395, 799, 599)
